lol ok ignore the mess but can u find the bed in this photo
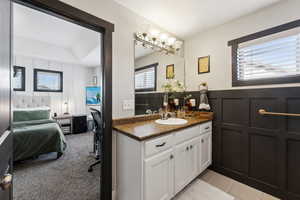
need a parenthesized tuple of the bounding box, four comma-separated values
(12, 96, 67, 162)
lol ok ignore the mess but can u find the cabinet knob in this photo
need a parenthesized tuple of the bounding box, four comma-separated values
(190, 145, 193, 149)
(201, 139, 204, 143)
(186, 146, 189, 151)
(170, 154, 174, 159)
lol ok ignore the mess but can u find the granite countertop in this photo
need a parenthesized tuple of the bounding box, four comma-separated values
(113, 113, 213, 141)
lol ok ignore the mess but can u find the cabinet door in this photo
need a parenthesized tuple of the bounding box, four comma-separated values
(186, 138, 199, 182)
(174, 138, 199, 193)
(199, 132, 212, 173)
(144, 149, 174, 200)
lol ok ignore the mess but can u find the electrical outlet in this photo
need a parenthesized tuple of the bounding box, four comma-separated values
(123, 99, 134, 110)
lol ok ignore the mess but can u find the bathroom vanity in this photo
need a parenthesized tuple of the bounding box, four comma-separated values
(114, 115, 212, 200)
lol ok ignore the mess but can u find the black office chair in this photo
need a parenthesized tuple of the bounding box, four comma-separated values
(88, 108, 102, 172)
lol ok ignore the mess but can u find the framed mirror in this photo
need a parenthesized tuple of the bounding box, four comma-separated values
(134, 43, 185, 93)
(134, 40, 185, 115)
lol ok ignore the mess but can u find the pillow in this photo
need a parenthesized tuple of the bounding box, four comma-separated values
(13, 107, 51, 122)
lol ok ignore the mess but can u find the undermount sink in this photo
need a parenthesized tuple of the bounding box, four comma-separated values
(155, 118, 188, 125)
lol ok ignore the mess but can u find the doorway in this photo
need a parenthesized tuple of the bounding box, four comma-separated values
(0, 0, 114, 200)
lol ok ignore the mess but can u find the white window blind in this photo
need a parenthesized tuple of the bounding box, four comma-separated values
(237, 32, 300, 81)
(135, 65, 156, 90)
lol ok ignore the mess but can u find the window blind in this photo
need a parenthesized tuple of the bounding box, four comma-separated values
(135, 66, 155, 90)
(237, 33, 300, 81)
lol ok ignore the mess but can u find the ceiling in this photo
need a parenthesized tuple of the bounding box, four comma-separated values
(114, 0, 281, 38)
(13, 3, 102, 67)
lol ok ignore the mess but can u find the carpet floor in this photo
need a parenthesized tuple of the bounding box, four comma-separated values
(13, 133, 101, 200)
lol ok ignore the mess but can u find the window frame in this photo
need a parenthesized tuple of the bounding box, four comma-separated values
(229, 19, 300, 87)
(34, 68, 63, 92)
(135, 63, 158, 92)
(13, 66, 26, 91)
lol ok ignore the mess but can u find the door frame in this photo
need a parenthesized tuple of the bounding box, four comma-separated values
(12, 0, 114, 199)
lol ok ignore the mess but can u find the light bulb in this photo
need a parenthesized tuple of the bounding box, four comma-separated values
(167, 37, 176, 45)
(159, 33, 168, 42)
(174, 40, 183, 49)
(150, 29, 160, 38)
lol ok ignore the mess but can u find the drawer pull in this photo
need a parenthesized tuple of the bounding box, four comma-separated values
(170, 154, 174, 159)
(186, 146, 189, 151)
(201, 139, 204, 143)
(205, 126, 210, 130)
(156, 142, 166, 147)
(190, 145, 193, 149)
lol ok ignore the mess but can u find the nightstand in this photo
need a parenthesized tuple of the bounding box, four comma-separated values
(53, 115, 73, 135)
(72, 115, 87, 134)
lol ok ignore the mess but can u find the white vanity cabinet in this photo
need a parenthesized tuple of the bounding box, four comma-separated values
(174, 137, 199, 193)
(116, 121, 212, 200)
(144, 149, 174, 200)
(199, 132, 212, 172)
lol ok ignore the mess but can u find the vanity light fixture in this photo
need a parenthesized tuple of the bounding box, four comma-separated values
(135, 27, 183, 55)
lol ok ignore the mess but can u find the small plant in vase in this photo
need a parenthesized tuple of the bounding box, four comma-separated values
(161, 80, 185, 110)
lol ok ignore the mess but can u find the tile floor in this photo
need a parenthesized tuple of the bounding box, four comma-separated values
(174, 169, 280, 200)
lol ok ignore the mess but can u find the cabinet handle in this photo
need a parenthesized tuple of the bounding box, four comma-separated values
(186, 146, 189, 151)
(156, 142, 166, 147)
(170, 154, 174, 159)
(201, 139, 204, 143)
(190, 145, 193, 149)
(205, 126, 210, 130)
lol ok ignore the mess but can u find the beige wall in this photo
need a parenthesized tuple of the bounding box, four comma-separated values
(135, 52, 185, 92)
(184, 0, 300, 91)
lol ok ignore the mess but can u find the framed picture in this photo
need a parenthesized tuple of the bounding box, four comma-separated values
(166, 64, 175, 79)
(13, 66, 26, 91)
(86, 86, 101, 105)
(198, 56, 210, 74)
(34, 69, 63, 92)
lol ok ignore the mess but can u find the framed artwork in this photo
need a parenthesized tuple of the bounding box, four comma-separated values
(166, 64, 175, 79)
(13, 66, 26, 91)
(86, 86, 101, 105)
(34, 69, 63, 92)
(198, 56, 210, 74)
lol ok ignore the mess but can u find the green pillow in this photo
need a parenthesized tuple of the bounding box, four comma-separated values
(13, 107, 50, 122)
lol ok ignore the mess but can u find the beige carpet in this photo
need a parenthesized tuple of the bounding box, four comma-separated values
(13, 133, 101, 200)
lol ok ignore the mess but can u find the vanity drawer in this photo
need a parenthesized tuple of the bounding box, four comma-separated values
(144, 134, 173, 157)
(200, 122, 212, 133)
(175, 125, 200, 144)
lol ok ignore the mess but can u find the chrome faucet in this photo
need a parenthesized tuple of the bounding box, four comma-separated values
(160, 111, 173, 120)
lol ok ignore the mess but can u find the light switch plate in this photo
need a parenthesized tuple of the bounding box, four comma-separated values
(123, 99, 134, 110)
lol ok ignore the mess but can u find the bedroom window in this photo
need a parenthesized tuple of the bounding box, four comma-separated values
(34, 69, 63, 92)
(135, 63, 157, 92)
(229, 20, 300, 86)
(13, 66, 25, 91)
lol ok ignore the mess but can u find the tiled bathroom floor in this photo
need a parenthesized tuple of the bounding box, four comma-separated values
(174, 169, 280, 200)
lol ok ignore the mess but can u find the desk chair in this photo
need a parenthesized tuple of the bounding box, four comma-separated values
(88, 108, 102, 172)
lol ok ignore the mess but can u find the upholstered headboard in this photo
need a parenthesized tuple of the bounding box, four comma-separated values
(13, 95, 51, 109)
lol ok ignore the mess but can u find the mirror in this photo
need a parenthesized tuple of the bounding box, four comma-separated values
(134, 43, 185, 93)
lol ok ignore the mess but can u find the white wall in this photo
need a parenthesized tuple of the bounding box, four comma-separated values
(135, 52, 185, 92)
(185, 0, 300, 91)
(13, 55, 96, 115)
